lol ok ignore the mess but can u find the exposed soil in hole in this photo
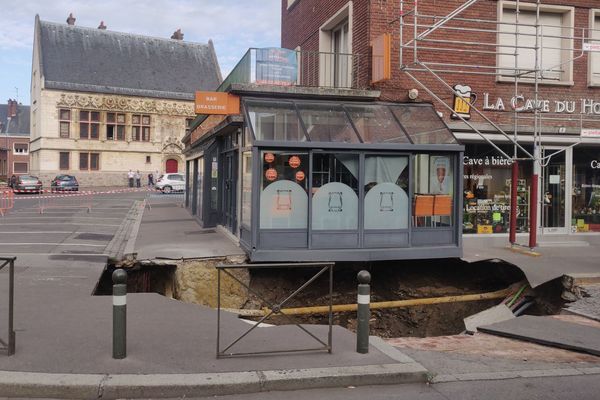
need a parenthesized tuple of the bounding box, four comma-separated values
(94, 264, 176, 296)
(244, 259, 527, 338)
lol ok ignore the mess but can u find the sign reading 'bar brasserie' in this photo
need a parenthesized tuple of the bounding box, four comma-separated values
(195, 91, 240, 115)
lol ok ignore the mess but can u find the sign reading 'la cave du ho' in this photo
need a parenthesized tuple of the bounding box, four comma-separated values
(482, 93, 600, 115)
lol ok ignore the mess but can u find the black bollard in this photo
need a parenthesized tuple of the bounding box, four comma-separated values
(112, 269, 127, 359)
(356, 270, 371, 354)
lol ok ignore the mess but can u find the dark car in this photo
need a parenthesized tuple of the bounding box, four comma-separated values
(12, 175, 43, 193)
(51, 175, 79, 192)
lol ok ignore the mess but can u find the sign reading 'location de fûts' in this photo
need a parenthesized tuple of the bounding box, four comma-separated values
(195, 91, 240, 115)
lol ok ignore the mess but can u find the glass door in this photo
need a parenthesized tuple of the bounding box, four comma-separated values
(541, 147, 569, 234)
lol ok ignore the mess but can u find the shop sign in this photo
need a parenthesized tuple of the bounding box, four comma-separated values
(255, 48, 298, 86)
(295, 171, 305, 181)
(288, 155, 301, 168)
(482, 93, 600, 115)
(451, 85, 476, 120)
(265, 168, 278, 181)
(477, 225, 493, 234)
(195, 91, 240, 115)
(590, 160, 600, 169)
(264, 153, 275, 163)
(463, 156, 512, 166)
(581, 129, 600, 138)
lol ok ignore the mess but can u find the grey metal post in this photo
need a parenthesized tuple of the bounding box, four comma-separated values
(356, 270, 371, 354)
(112, 269, 127, 359)
(8, 258, 15, 356)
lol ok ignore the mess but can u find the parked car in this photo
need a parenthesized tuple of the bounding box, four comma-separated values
(155, 173, 185, 193)
(51, 175, 79, 192)
(12, 175, 43, 193)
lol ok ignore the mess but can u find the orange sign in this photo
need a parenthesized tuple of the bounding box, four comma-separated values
(195, 91, 240, 115)
(265, 168, 278, 181)
(295, 171, 305, 181)
(288, 155, 301, 168)
(264, 153, 275, 163)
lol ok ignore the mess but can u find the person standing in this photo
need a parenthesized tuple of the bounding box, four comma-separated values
(135, 170, 141, 188)
(148, 172, 154, 186)
(127, 170, 134, 187)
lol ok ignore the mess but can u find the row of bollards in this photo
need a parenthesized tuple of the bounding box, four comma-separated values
(110, 268, 372, 359)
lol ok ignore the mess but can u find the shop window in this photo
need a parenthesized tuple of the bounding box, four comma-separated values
(196, 158, 204, 220)
(79, 110, 100, 140)
(462, 144, 532, 234)
(13, 143, 28, 155)
(241, 152, 252, 227)
(59, 152, 70, 170)
(498, 2, 574, 84)
(259, 150, 308, 229)
(572, 148, 600, 232)
(107, 113, 126, 141)
(311, 153, 358, 230)
(246, 101, 305, 142)
(132, 114, 151, 141)
(59, 109, 71, 138)
(364, 155, 409, 230)
(296, 103, 359, 143)
(413, 154, 454, 227)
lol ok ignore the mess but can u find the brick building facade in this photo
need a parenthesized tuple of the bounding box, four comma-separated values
(0, 99, 30, 181)
(282, 0, 600, 236)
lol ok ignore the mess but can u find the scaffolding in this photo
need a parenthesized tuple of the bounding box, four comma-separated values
(398, 0, 600, 248)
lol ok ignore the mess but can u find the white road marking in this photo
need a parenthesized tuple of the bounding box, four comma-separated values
(0, 243, 106, 247)
(0, 223, 120, 227)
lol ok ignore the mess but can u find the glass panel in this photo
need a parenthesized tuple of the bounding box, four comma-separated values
(90, 153, 99, 170)
(462, 144, 532, 235)
(542, 148, 565, 229)
(116, 126, 125, 140)
(117, 114, 126, 124)
(364, 155, 409, 230)
(79, 123, 88, 139)
(414, 154, 454, 227)
(260, 150, 308, 229)
(90, 124, 99, 139)
(60, 109, 70, 120)
(91, 112, 100, 122)
(142, 115, 151, 125)
(60, 122, 70, 137)
(132, 115, 140, 124)
(79, 153, 88, 170)
(59, 152, 69, 170)
(391, 105, 457, 144)
(107, 113, 115, 123)
(311, 153, 358, 230)
(572, 148, 600, 232)
(242, 151, 252, 227)
(246, 101, 305, 142)
(297, 103, 359, 143)
(195, 158, 203, 220)
(344, 104, 409, 143)
(80, 111, 89, 121)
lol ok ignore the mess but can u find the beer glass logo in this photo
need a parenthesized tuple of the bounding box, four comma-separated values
(452, 84, 476, 120)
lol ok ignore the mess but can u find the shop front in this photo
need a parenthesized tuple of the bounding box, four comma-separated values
(460, 139, 600, 236)
(185, 91, 465, 262)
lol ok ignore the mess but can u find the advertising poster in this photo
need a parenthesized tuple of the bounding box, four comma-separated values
(255, 48, 298, 86)
(430, 156, 452, 195)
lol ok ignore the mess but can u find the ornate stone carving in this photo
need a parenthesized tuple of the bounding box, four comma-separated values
(56, 93, 194, 117)
(162, 136, 184, 153)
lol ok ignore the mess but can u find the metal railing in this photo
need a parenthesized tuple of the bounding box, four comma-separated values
(0, 257, 16, 356)
(38, 191, 93, 214)
(145, 186, 186, 210)
(219, 48, 367, 91)
(216, 262, 334, 358)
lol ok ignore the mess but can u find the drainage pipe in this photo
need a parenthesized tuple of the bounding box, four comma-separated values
(231, 286, 516, 317)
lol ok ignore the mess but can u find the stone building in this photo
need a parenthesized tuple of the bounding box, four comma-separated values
(282, 0, 600, 237)
(30, 14, 221, 186)
(0, 99, 31, 181)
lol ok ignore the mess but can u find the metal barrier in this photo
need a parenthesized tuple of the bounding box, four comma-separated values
(0, 257, 16, 356)
(0, 190, 15, 217)
(38, 191, 93, 214)
(216, 262, 335, 358)
(145, 186, 186, 210)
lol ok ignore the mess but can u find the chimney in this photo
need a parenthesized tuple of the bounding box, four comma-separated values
(98, 21, 107, 30)
(171, 28, 184, 40)
(66, 13, 76, 25)
(7, 99, 17, 118)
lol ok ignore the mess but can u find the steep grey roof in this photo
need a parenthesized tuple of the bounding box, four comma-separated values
(37, 19, 222, 100)
(0, 104, 30, 136)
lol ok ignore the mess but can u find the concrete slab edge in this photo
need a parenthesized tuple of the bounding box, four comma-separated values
(431, 366, 600, 384)
(122, 200, 145, 258)
(0, 364, 428, 399)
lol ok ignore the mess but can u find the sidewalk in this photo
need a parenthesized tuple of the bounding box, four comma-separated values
(0, 197, 427, 399)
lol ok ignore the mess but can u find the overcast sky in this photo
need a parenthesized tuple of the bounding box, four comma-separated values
(0, 0, 281, 105)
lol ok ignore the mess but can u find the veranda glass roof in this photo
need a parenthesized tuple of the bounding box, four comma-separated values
(244, 99, 457, 145)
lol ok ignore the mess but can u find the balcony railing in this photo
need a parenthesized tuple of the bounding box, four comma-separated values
(218, 48, 367, 92)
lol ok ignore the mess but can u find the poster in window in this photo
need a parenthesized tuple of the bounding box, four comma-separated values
(429, 156, 452, 195)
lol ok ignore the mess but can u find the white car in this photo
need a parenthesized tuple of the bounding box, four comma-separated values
(155, 173, 185, 193)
